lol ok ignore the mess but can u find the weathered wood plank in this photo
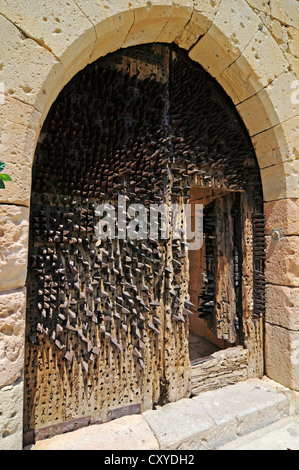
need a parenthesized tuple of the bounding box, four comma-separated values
(240, 195, 264, 378)
(214, 194, 238, 344)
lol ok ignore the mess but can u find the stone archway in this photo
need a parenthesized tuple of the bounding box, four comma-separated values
(0, 0, 298, 450)
(0, 2, 298, 204)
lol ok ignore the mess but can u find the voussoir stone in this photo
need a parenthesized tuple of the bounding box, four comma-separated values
(155, 3, 193, 44)
(122, 2, 174, 48)
(252, 115, 299, 170)
(261, 160, 299, 202)
(218, 27, 288, 104)
(189, 0, 260, 77)
(175, 0, 221, 50)
(237, 72, 299, 137)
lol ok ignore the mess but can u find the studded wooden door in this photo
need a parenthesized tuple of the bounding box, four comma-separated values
(24, 44, 265, 444)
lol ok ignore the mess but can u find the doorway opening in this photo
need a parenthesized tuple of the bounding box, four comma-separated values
(24, 43, 265, 445)
(188, 187, 244, 363)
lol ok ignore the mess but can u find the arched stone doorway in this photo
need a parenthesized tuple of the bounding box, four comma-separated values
(24, 44, 265, 444)
(0, 0, 298, 451)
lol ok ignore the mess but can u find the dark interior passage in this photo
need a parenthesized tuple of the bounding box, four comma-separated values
(187, 187, 244, 362)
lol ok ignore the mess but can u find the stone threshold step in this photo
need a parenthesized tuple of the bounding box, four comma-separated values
(30, 378, 299, 451)
(217, 415, 299, 450)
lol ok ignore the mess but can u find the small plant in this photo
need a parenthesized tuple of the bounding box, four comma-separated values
(0, 162, 12, 188)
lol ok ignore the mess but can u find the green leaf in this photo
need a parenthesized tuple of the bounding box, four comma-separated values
(0, 162, 5, 172)
(0, 174, 12, 181)
(0, 179, 5, 189)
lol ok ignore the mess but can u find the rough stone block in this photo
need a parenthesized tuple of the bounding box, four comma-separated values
(265, 198, 299, 236)
(270, 0, 299, 29)
(252, 115, 299, 169)
(0, 14, 63, 119)
(0, 378, 24, 450)
(0, 97, 40, 206)
(286, 27, 299, 70)
(265, 235, 299, 287)
(237, 72, 299, 137)
(86, 0, 194, 51)
(0, 205, 29, 291)
(246, 0, 299, 29)
(245, 0, 271, 14)
(0, 288, 26, 388)
(252, 10, 299, 80)
(0, 157, 32, 208)
(0, 0, 96, 83)
(218, 27, 288, 104)
(79, 1, 135, 63)
(261, 160, 299, 202)
(265, 323, 299, 391)
(123, 3, 174, 48)
(191, 347, 249, 396)
(142, 398, 214, 450)
(189, 0, 260, 77)
(0, 94, 40, 130)
(155, 3, 193, 44)
(175, 0, 221, 50)
(265, 284, 299, 331)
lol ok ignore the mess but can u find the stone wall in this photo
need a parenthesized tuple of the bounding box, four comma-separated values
(0, 0, 298, 450)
